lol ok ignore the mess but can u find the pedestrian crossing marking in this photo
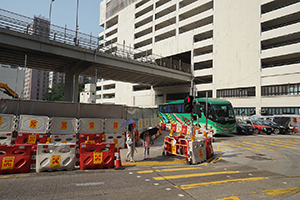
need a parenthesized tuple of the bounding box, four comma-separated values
(176, 177, 265, 190)
(153, 171, 238, 180)
(263, 187, 300, 197)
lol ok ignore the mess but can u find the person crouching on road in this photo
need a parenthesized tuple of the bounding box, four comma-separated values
(125, 125, 134, 162)
(143, 130, 154, 160)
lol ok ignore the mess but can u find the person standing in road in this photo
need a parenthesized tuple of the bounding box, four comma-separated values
(143, 130, 154, 160)
(125, 124, 135, 162)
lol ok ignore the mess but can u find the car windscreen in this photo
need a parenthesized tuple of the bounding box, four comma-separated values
(252, 120, 263, 125)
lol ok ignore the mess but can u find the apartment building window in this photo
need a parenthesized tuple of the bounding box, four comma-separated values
(197, 90, 212, 98)
(234, 107, 256, 116)
(217, 87, 255, 98)
(261, 83, 300, 96)
(261, 107, 300, 115)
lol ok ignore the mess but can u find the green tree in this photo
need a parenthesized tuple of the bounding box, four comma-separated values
(43, 82, 65, 101)
(43, 82, 88, 101)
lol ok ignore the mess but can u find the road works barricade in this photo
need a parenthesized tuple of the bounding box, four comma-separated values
(163, 133, 211, 164)
(0, 114, 17, 133)
(76, 133, 103, 166)
(78, 118, 103, 134)
(15, 133, 48, 169)
(18, 115, 50, 134)
(80, 142, 115, 170)
(187, 140, 206, 164)
(49, 117, 78, 135)
(105, 133, 125, 148)
(36, 143, 76, 173)
(0, 133, 12, 145)
(205, 137, 214, 159)
(50, 134, 77, 144)
(78, 133, 103, 144)
(0, 144, 32, 175)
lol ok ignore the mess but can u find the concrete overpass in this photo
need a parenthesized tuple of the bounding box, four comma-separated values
(0, 28, 191, 101)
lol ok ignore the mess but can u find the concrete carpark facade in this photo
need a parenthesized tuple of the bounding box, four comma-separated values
(99, 0, 300, 114)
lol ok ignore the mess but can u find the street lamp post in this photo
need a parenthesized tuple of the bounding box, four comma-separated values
(49, 0, 55, 24)
(74, 0, 79, 45)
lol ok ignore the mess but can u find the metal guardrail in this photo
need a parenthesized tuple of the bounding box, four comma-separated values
(0, 8, 190, 73)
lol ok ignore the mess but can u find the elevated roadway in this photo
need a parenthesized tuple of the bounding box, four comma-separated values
(0, 27, 191, 101)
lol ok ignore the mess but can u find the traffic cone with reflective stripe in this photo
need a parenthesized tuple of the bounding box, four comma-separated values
(114, 147, 124, 170)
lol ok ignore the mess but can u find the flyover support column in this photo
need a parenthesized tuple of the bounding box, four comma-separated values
(64, 70, 79, 102)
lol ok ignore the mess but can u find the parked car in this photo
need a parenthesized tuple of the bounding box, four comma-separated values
(245, 119, 273, 135)
(257, 119, 288, 134)
(236, 119, 255, 135)
(273, 115, 300, 133)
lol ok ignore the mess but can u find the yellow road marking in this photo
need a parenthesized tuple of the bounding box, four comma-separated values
(271, 140, 300, 147)
(133, 159, 187, 166)
(176, 177, 265, 190)
(210, 157, 218, 163)
(137, 170, 154, 174)
(263, 187, 300, 197)
(153, 171, 238, 180)
(137, 167, 203, 174)
(281, 139, 300, 144)
(156, 167, 202, 172)
(230, 142, 270, 150)
(255, 141, 298, 149)
(241, 142, 284, 150)
(217, 195, 240, 200)
(0, 174, 30, 179)
(220, 142, 259, 151)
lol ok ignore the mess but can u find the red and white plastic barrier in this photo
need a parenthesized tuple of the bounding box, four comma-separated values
(105, 133, 125, 148)
(78, 118, 103, 134)
(15, 133, 48, 169)
(18, 115, 49, 134)
(36, 143, 76, 173)
(0, 114, 17, 133)
(104, 118, 125, 133)
(0, 133, 12, 145)
(49, 117, 78, 135)
(50, 134, 77, 144)
(80, 142, 115, 170)
(0, 144, 32, 174)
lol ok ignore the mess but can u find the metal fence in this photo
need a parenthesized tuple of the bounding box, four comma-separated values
(0, 8, 190, 72)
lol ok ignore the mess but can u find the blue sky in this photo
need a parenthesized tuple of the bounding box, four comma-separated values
(0, 0, 103, 37)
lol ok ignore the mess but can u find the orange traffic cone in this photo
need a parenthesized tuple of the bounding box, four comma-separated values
(114, 147, 124, 170)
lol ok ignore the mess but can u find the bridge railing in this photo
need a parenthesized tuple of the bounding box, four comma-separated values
(0, 8, 190, 73)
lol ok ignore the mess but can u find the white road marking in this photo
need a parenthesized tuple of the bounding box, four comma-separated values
(75, 182, 104, 186)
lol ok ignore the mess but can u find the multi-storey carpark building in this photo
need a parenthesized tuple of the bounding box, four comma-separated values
(99, 0, 300, 116)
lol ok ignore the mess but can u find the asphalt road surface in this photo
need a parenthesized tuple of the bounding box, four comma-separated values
(1, 131, 300, 200)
